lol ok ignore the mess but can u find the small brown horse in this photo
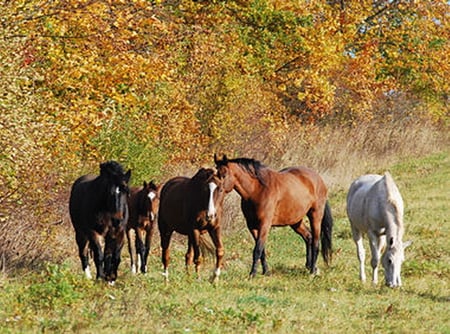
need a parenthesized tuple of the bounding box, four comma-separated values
(214, 154, 333, 277)
(69, 161, 131, 284)
(158, 168, 225, 282)
(126, 181, 161, 274)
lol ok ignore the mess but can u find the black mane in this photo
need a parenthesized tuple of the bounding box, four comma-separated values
(228, 157, 267, 186)
(100, 161, 126, 177)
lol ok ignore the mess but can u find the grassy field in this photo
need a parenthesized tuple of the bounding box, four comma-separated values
(0, 152, 448, 333)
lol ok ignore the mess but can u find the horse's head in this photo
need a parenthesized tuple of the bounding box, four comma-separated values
(214, 154, 235, 193)
(143, 180, 160, 222)
(382, 237, 412, 287)
(192, 167, 224, 223)
(100, 161, 131, 220)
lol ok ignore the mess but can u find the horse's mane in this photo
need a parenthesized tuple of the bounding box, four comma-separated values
(100, 161, 126, 177)
(228, 157, 267, 186)
(383, 172, 404, 240)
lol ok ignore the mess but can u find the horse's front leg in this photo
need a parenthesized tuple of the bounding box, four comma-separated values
(368, 231, 385, 285)
(185, 237, 194, 275)
(104, 228, 125, 284)
(135, 227, 145, 273)
(75, 232, 92, 279)
(126, 228, 136, 274)
(90, 232, 105, 280)
(208, 226, 224, 283)
(191, 229, 202, 279)
(249, 224, 270, 278)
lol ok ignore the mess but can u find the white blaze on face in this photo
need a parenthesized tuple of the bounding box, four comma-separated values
(207, 182, 217, 219)
(148, 191, 156, 200)
(148, 191, 157, 220)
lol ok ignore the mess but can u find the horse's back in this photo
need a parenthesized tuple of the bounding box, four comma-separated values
(158, 176, 190, 233)
(69, 174, 97, 227)
(278, 166, 328, 199)
(347, 174, 394, 231)
(257, 166, 327, 226)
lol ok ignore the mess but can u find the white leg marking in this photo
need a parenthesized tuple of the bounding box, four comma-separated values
(137, 254, 142, 270)
(207, 182, 217, 219)
(162, 269, 169, 280)
(84, 266, 92, 279)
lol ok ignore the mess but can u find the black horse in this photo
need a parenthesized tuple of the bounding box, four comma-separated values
(69, 161, 131, 284)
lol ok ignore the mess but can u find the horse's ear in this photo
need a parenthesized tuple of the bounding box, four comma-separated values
(143, 181, 148, 187)
(124, 169, 131, 183)
(222, 154, 228, 163)
(214, 153, 219, 164)
(100, 162, 107, 175)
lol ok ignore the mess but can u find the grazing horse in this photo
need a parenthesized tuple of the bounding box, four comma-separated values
(158, 168, 225, 282)
(214, 154, 333, 277)
(347, 172, 411, 287)
(69, 161, 131, 284)
(126, 181, 161, 274)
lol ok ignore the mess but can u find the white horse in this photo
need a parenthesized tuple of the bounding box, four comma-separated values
(346, 172, 411, 287)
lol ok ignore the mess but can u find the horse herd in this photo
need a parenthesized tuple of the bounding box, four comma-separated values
(69, 155, 410, 288)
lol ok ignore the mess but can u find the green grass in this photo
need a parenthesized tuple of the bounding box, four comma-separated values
(1, 152, 449, 333)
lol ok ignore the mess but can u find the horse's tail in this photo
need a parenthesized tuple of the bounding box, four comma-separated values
(321, 201, 333, 265)
(199, 233, 215, 261)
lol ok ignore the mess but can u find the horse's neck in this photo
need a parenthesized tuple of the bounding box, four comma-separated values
(384, 202, 404, 245)
(233, 171, 263, 201)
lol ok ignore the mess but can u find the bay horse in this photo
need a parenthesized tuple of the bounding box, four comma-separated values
(157, 168, 225, 282)
(214, 154, 333, 277)
(69, 161, 131, 284)
(126, 181, 161, 274)
(347, 172, 411, 287)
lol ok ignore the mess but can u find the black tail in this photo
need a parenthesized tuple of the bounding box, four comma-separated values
(199, 234, 215, 261)
(321, 201, 333, 265)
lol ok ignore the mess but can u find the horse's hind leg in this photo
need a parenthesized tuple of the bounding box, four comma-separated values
(142, 222, 154, 273)
(351, 228, 366, 282)
(76, 232, 92, 279)
(160, 229, 173, 280)
(290, 220, 312, 270)
(307, 209, 323, 274)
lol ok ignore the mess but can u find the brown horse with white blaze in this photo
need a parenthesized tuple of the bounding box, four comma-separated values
(214, 154, 333, 277)
(157, 168, 226, 282)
